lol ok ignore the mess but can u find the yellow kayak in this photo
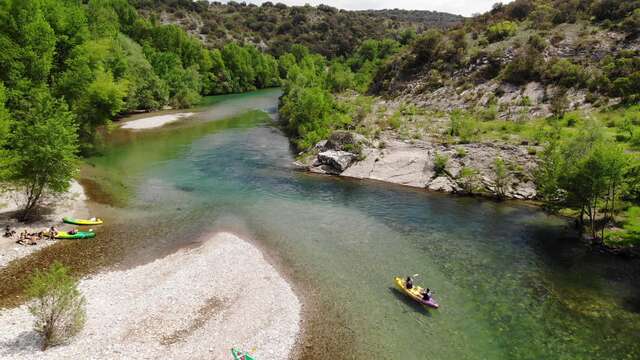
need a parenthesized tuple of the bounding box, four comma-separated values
(62, 216, 103, 225)
(394, 276, 439, 308)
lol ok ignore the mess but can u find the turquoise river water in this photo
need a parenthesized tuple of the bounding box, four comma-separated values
(83, 89, 640, 359)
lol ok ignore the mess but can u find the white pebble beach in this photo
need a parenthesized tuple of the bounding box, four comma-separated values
(0, 232, 301, 360)
(121, 113, 195, 130)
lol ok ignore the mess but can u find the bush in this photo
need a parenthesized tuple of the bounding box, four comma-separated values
(486, 21, 517, 42)
(456, 147, 467, 158)
(449, 110, 479, 143)
(550, 89, 570, 118)
(434, 152, 449, 176)
(492, 157, 510, 199)
(27, 262, 86, 350)
(501, 46, 543, 85)
(458, 166, 480, 193)
(545, 59, 587, 88)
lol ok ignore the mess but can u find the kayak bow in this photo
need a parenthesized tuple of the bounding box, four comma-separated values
(231, 348, 255, 360)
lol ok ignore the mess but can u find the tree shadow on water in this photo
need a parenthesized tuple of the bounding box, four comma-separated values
(388, 287, 433, 318)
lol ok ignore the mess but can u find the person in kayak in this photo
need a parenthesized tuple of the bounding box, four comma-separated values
(68, 228, 78, 235)
(421, 288, 432, 300)
(405, 276, 413, 290)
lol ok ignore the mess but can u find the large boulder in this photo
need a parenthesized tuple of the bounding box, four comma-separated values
(318, 150, 356, 173)
(427, 176, 458, 193)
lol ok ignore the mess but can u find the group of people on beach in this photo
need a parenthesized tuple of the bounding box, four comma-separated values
(3, 225, 58, 246)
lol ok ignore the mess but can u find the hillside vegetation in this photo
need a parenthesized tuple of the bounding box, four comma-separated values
(0, 0, 292, 218)
(278, 0, 640, 249)
(130, 0, 463, 57)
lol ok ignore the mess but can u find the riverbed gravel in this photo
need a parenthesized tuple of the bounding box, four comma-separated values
(0, 232, 301, 359)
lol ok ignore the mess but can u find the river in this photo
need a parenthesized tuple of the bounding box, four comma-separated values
(74, 89, 640, 359)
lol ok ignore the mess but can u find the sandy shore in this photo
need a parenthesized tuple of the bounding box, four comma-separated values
(121, 113, 195, 130)
(0, 232, 301, 359)
(0, 181, 89, 269)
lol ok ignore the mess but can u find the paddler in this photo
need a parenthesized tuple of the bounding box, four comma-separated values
(405, 276, 414, 290)
(421, 288, 432, 300)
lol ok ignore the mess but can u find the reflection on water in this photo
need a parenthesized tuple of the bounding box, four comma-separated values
(84, 89, 640, 359)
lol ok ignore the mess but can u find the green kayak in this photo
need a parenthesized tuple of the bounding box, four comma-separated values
(55, 231, 96, 239)
(231, 348, 255, 360)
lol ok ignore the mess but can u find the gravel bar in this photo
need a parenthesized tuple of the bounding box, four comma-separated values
(0, 232, 301, 359)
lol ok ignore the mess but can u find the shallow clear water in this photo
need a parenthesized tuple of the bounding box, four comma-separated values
(86, 89, 640, 359)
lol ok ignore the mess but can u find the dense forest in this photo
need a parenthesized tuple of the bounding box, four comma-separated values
(130, 0, 462, 57)
(0, 0, 286, 218)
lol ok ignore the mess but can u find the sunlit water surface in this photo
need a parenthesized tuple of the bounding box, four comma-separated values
(84, 89, 640, 359)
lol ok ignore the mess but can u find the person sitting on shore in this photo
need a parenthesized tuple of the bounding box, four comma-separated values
(406, 276, 413, 290)
(49, 226, 57, 239)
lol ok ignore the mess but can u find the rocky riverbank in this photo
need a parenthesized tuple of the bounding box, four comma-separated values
(0, 232, 301, 360)
(0, 180, 89, 269)
(302, 131, 538, 200)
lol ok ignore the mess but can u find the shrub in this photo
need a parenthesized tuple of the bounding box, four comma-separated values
(458, 166, 480, 193)
(631, 131, 640, 147)
(27, 262, 86, 350)
(434, 152, 449, 176)
(545, 59, 587, 88)
(550, 89, 569, 118)
(449, 110, 479, 143)
(387, 111, 402, 129)
(456, 147, 467, 158)
(564, 113, 580, 127)
(501, 46, 543, 85)
(486, 21, 517, 42)
(527, 34, 547, 51)
(492, 157, 511, 199)
(478, 104, 498, 121)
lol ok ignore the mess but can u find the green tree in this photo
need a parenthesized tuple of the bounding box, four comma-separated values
(536, 118, 631, 238)
(6, 89, 79, 220)
(76, 69, 128, 145)
(27, 261, 86, 350)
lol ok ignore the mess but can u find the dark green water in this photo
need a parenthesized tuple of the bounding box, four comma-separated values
(87, 89, 640, 359)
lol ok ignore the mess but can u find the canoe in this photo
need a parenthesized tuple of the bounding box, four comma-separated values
(55, 231, 96, 239)
(62, 217, 103, 225)
(231, 348, 255, 360)
(394, 276, 439, 309)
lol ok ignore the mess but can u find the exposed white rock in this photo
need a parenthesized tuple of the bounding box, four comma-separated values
(317, 150, 356, 173)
